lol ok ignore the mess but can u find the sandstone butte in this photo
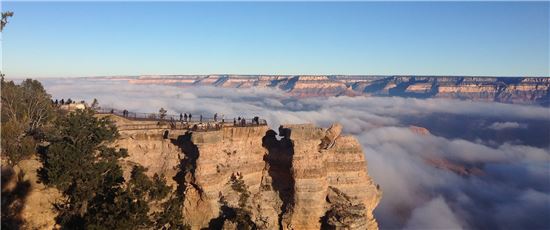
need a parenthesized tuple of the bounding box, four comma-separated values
(115, 115, 382, 230)
(9, 114, 382, 230)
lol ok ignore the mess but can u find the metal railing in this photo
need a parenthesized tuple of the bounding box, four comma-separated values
(94, 108, 267, 131)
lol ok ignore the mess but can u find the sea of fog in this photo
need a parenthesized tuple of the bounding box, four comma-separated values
(42, 78, 550, 229)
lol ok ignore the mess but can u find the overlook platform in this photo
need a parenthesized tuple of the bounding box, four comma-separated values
(95, 108, 267, 132)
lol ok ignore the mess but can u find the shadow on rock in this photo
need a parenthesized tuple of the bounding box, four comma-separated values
(1, 166, 32, 230)
(262, 126, 295, 229)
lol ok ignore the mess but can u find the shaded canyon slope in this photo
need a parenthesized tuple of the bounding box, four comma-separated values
(113, 122, 382, 230)
(104, 75, 550, 105)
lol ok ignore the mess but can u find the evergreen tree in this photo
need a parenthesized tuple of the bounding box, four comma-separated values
(41, 109, 124, 228)
(83, 166, 172, 230)
(1, 11, 13, 32)
(1, 78, 55, 165)
(41, 109, 181, 229)
(213, 174, 256, 230)
(153, 195, 188, 230)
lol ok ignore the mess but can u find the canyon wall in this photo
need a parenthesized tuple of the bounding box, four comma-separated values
(113, 122, 382, 229)
(117, 75, 550, 105)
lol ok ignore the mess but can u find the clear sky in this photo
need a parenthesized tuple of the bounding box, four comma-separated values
(1, 1, 549, 78)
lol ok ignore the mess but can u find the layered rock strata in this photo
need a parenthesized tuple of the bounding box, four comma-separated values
(113, 120, 381, 229)
(119, 75, 550, 105)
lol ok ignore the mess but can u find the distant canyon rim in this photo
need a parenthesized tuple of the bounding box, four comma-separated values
(99, 75, 550, 105)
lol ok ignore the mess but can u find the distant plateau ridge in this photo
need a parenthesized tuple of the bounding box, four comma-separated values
(93, 75, 550, 105)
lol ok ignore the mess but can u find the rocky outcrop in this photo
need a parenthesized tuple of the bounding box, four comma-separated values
(121, 75, 550, 105)
(114, 121, 382, 229)
(4, 115, 380, 230)
(323, 187, 371, 229)
(114, 128, 182, 186)
(1, 157, 62, 230)
(406, 125, 484, 177)
(282, 124, 381, 230)
(409, 126, 430, 136)
(424, 157, 484, 177)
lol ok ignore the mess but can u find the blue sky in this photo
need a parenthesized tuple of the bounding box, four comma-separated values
(1, 1, 548, 78)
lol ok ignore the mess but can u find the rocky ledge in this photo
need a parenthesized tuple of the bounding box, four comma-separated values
(114, 123, 382, 230)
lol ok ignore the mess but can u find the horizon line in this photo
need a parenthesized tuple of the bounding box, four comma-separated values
(8, 74, 550, 79)
(133, 74, 550, 78)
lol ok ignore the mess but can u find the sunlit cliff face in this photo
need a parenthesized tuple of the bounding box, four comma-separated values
(124, 75, 550, 105)
(42, 78, 550, 229)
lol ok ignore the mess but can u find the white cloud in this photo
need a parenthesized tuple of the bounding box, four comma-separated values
(404, 196, 464, 230)
(487, 121, 527, 130)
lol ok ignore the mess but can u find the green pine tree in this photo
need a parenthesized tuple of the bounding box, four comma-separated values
(41, 109, 186, 229)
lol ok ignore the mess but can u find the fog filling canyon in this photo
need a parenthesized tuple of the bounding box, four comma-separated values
(43, 78, 550, 229)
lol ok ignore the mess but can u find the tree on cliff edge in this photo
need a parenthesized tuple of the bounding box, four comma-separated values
(1, 78, 56, 165)
(213, 174, 256, 229)
(40, 109, 175, 229)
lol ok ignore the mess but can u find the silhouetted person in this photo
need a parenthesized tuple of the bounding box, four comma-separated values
(180, 113, 183, 121)
(54, 99, 58, 105)
(214, 113, 218, 122)
(189, 114, 192, 122)
(279, 125, 292, 140)
(184, 113, 188, 122)
(234, 118, 237, 126)
(60, 99, 65, 105)
(200, 115, 203, 123)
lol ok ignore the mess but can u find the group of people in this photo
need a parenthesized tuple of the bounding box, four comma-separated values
(177, 112, 226, 123)
(52, 98, 76, 105)
(114, 108, 263, 128)
(178, 113, 193, 122)
(174, 112, 263, 127)
(233, 116, 262, 126)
